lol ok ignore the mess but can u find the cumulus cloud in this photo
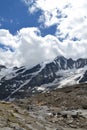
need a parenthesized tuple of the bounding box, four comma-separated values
(12, 27, 64, 67)
(0, 29, 18, 48)
(19, 0, 87, 61)
(0, 28, 64, 67)
(0, 0, 87, 67)
(0, 26, 87, 68)
(23, 0, 87, 39)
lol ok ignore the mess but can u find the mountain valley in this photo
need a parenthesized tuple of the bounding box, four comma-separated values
(0, 56, 87, 130)
(0, 83, 87, 130)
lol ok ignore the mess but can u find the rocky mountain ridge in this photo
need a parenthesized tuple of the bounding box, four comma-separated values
(0, 56, 87, 100)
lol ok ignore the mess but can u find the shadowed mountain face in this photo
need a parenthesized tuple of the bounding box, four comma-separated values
(0, 65, 6, 71)
(0, 56, 87, 100)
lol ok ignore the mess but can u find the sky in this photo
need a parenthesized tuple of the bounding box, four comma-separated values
(0, 0, 87, 67)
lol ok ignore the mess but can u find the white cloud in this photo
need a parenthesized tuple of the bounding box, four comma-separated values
(0, 28, 63, 67)
(1, 0, 87, 67)
(23, 0, 87, 40)
(14, 27, 63, 67)
(0, 29, 18, 48)
(1, 27, 87, 68)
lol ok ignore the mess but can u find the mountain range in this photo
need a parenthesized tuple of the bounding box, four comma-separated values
(0, 56, 87, 100)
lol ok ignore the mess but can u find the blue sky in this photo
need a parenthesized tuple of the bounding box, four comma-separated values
(0, 0, 87, 67)
(0, 0, 38, 34)
(0, 0, 56, 36)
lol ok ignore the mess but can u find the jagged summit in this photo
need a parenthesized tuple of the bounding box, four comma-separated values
(0, 56, 87, 100)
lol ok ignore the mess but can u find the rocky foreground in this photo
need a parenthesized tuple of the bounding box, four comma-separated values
(0, 83, 87, 130)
